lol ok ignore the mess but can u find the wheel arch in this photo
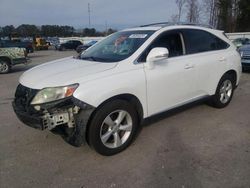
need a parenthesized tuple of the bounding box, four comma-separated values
(223, 69, 237, 86)
(83, 94, 144, 143)
(207, 68, 239, 97)
(0, 56, 12, 64)
(93, 93, 144, 123)
(208, 69, 237, 108)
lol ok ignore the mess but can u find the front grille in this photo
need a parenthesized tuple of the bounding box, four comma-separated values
(242, 50, 250, 58)
(242, 56, 250, 60)
(14, 84, 39, 113)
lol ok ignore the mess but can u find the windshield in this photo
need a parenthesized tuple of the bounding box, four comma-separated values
(80, 30, 155, 62)
(88, 41, 97, 45)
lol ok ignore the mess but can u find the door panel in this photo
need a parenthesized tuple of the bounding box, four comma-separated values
(181, 29, 230, 96)
(191, 51, 227, 96)
(140, 30, 199, 116)
(144, 55, 197, 116)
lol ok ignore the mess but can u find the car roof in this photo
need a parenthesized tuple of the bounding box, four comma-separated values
(122, 22, 219, 32)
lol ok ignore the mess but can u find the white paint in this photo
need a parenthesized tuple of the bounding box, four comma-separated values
(19, 25, 242, 119)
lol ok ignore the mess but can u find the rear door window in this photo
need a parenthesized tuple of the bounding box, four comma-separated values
(182, 29, 229, 54)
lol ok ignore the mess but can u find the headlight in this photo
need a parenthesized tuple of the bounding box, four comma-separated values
(31, 84, 79, 105)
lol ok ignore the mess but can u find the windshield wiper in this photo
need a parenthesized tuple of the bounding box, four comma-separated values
(81, 56, 97, 61)
(81, 56, 116, 63)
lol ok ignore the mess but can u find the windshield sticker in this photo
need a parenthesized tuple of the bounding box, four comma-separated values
(129, 34, 148, 39)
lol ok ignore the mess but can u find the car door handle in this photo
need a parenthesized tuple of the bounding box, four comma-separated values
(219, 57, 226, 62)
(184, 64, 194, 69)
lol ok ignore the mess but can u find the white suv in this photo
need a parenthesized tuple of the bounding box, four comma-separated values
(13, 23, 241, 155)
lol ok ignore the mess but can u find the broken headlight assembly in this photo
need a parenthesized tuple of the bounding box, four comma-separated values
(31, 84, 79, 105)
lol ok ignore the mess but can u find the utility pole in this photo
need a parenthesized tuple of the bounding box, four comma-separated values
(105, 21, 108, 36)
(88, 3, 91, 28)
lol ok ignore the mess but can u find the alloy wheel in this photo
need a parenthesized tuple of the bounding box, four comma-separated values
(219, 80, 233, 104)
(0, 62, 9, 73)
(100, 110, 133, 149)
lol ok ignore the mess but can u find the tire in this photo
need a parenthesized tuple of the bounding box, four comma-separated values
(0, 60, 11, 74)
(88, 100, 139, 156)
(209, 74, 235, 108)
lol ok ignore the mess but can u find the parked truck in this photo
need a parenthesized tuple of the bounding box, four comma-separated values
(34, 38, 49, 50)
(0, 47, 28, 74)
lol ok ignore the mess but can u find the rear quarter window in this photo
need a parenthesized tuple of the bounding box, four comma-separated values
(182, 29, 229, 54)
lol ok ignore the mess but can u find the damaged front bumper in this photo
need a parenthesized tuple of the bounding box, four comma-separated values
(12, 84, 95, 145)
(12, 102, 43, 129)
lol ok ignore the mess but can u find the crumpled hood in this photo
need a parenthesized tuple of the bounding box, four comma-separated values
(19, 57, 117, 89)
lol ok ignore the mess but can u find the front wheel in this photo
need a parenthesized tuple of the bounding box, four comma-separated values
(88, 100, 139, 156)
(209, 74, 235, 108)
(0, 60, 11, 74)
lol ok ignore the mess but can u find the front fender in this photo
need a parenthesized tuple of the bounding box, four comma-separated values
(73, 68, 148, 118)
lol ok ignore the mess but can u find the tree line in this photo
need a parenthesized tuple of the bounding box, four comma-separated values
(0, 24, 117, 38)
(1, 0, 249, 37)
(173, 0, 250, 32)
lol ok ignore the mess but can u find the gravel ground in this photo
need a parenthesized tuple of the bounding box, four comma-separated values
(0, 49, 250, 188)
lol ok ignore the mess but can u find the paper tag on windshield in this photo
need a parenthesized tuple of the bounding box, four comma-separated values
(129, 34, 148, 39)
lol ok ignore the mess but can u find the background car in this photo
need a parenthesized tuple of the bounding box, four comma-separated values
(233, 38, 250, 48)
(239, 44, 250, 71)
(76, 40, 98, 53)
(0, 40, 34, 53)
(0, 47, 27, 74)
(56, 40, 82, 51)
(45, 37, 60, 47)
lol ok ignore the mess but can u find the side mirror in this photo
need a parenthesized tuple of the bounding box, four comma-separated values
(146, 47, 169, 62)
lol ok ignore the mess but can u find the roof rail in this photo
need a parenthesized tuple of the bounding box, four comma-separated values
(140, 22, 214, 29)
(140, 22, 172, 27)
(177, 22, 214, 29)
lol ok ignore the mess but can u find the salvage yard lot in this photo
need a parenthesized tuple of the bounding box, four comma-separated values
(0, 50, 250, 188)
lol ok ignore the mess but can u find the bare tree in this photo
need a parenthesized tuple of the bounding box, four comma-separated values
(176, 0, 186, 22)
(186, 0, 201, 23)
(203, 0, 219, 27)
(231, 0, 240, 31)
(170, 14, 179, 22)
(216, 0, 240, 32)
(183, 0, 247, 32)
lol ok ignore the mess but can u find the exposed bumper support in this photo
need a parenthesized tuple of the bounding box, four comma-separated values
(13, 85, 95, 146)
(42, 106, 80, 130)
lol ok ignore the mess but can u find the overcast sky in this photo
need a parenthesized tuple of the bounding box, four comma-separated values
(0, 0, 178, 30)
